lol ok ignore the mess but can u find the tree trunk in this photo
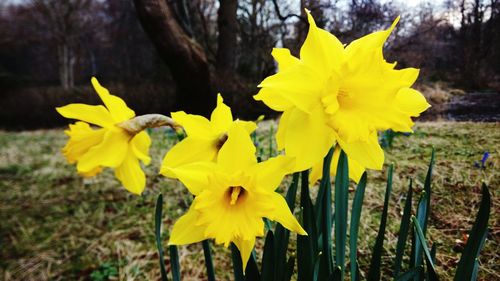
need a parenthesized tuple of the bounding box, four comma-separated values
(133, 0, 215, 116)
(58, 43, 69, 89)
(215, 0, 238, 93)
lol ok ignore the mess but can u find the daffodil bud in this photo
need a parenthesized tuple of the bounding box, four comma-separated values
(117, 114, 180, 135)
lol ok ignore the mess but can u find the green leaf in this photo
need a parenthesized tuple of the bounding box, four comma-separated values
(297, 170, 318, 281)
(454, 184, 490, 281)
(349, 172, 367, 281)
(394, 179, 413, 278)
(155, 194, 169, 281)
(202, 240, 216, 281)
(395, 267, 423, 281)
(367, 164, 394, 281)
(169, 245, 180, 281)
(414, 191, 427, 270)
(245, 251, 261, 280)
(333, 149, 348, 279)
(412, 216, 439, 280)
(274, 172, 299, 281)
(261, 231, 275, 281)
(423, 148, 435, 235)
(284, 257, 296, 281)
(413, 149, 435, 271)
(231, 243, 245, 281)
(319, 147, 335, 278)
(313, 253, 322, 281)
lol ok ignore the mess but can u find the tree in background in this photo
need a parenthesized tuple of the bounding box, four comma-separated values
(0, 0, 499, 127)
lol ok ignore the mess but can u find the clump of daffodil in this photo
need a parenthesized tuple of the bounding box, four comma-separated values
(56, 77, 151, 194)
(160, 94, 256, 178)
(254, 10, 430, 183)
(167, 125, 306, 270)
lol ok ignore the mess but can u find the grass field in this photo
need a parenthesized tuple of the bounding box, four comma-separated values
(0, 121, 498, 281)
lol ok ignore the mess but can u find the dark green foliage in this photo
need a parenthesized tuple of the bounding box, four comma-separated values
(333, 150, 349, 279)
(413, 149, 434, 272)
(394, 179, 413, 278)
(245, 252, 261, 280)
(367, 164, 394, 281)
(297, 169, 319, 281)
(412, 217, 439, 280)
(273, 172, 299, 281)
(261, 231, 275, 281)
(319, 148, 335, 278)
(202, 240, 216, 281)
(349, 173, 367, 281)
(454, 184, 491, 281)
(155, 194, 169, 281)
(90, 262, 119, 281)
(395, 267, 423, 281)
(231, 244, 245, 281)
(169, 245, 180, 281)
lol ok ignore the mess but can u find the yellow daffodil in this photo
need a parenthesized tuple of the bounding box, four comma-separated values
(167, 125, 306, 270)
(160, 94, 256, 178)
(56, 77, 151, 194)
(254, 11, 430, 182)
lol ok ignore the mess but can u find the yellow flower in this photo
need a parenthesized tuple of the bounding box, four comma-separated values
(168, 125, 306, 270)
(160, 94, 256, 179)
(254, 11, 430, 182)
(56, 77, 151, 194)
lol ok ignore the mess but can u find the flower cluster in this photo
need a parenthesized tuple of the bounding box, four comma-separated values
(57, 11, 429, 270)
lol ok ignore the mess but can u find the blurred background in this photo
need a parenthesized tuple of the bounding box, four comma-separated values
(0, 1, 499, 280)
(0, 0, 499, 129)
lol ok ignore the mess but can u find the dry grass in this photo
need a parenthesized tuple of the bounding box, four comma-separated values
(0, 121, 498, 280)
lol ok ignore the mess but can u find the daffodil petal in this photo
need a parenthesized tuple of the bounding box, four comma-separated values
(130, 131, 151, 165)
(395, 88, 430, 117)
(253, 155, 295, 191)
(160, 137, 218, 177)
(301, 10, 344, 74)
(217, 124, 256, 172)
(330, 146, 365, 183)
(233, 237, 256, 272)
(257, 64, 323, 113)
(309, 146, 365, 183)
(345, 16, 399, 59)
(171, 111, 214, 139)
(284, 107, 335, 171)
(166, 162, 217, 195)
(266, 192, 306, 235)
(309, 159, 323, 184)
(63, 122, 106, 164)
(91, 77, 135, 123)
(169, 208, 206, 245)
(115, 149, 145, 195)
(56, 104, 115, 128)
(337, 132, 384, 170)
(253, 87, 294, 112)
(210, 94, 233, 133)
(272, 48, 300, 70)
(236, 120, 257, 134)
(275, 110, 291, 151)
(79, 166, 102, 178)
(77, 130, 129, 172)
